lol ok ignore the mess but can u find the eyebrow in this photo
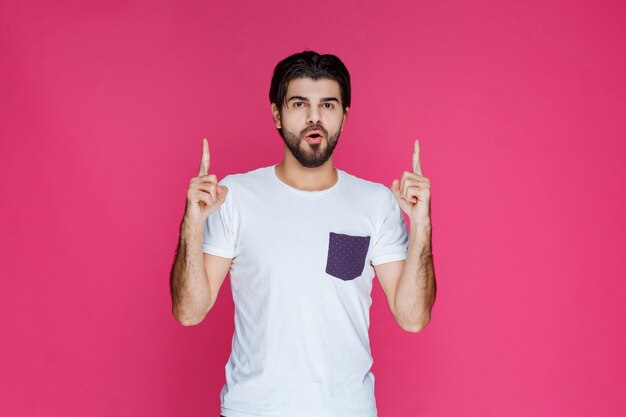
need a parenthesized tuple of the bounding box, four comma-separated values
(287, 96, 340, 103)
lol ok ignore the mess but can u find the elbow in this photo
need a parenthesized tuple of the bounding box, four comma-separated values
(172, 306, 210, 327)
(177, 316, 203, 327)
(399, 315, 431, 333)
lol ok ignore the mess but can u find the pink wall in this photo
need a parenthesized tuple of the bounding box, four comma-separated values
(1, 1, 625, 416)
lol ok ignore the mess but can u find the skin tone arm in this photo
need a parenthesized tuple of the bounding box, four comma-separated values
(375, 140, 437, 332)
(170, 139, 232, 326)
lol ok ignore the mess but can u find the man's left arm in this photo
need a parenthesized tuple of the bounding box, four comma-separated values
(394, 217, 435, 332)
(375, 139, 437, 332)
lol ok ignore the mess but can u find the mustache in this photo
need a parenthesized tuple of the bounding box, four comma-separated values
(302, 125, 327, 136)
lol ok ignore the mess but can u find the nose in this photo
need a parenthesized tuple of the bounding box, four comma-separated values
(306, 106, 321, 125)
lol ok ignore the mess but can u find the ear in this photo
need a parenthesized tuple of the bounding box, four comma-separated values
(271, 103, 281, 129)
(341, 106, 349, 131)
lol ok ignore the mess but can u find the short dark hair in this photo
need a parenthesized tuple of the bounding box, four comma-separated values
(269, 50, 351, 113)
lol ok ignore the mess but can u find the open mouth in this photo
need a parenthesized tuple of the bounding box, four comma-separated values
(305, 133, 323, 144)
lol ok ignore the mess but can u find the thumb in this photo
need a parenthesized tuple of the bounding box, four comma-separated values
(390, 179, 402, 200)
(216, 185, 229, 204)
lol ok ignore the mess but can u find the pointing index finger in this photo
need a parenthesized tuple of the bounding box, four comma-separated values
(198, 138, 210, 176)
(412, 139, 423, 176)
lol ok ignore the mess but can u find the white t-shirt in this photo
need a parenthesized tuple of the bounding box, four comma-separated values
(203, 164, 409, 417)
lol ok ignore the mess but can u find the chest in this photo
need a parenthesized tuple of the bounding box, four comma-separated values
(232, 194, 379, 282)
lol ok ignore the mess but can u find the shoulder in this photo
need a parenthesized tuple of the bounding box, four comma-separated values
(218, 165, 273, 189)
(339, 169, 394, 201)
(338, 169, 398, 217)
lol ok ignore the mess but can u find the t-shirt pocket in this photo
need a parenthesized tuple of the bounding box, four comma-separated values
(325, 232, 371, 281)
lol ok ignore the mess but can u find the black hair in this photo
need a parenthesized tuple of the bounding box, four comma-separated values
(269, 50, 351, 114)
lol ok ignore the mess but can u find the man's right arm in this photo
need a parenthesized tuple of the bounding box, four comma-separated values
(170, 219, 232, 326)
(169, 138, 232, 326)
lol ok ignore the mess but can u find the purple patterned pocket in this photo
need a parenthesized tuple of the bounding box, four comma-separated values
(325, 232, 371, 281)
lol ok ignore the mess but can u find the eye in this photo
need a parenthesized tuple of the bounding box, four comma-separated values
(294, 101, 305, 108)
(323, 103, 334, 109)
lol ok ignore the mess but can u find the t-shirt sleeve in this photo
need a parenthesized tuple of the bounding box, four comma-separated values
(202, 176, 236, 259)
(370, 186, 409, 266)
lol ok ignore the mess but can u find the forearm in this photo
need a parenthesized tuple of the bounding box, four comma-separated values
(394, 219, 436, 331)
(170, 218, 211, 325)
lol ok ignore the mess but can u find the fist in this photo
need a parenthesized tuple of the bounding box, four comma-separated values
(184, 138, 229, 225)
(391, 139, 431, 224)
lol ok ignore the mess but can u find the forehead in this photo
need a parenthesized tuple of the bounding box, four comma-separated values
(285, 77, 341, 100)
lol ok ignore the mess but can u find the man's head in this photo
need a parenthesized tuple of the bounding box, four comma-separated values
(269, 51, 351, 168)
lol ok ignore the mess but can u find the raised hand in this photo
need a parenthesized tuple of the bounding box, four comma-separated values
(184, 138, 229, 226)
(391, 139, 431, 224)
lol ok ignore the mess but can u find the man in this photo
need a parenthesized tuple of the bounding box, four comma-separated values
(170, 50, 436, 417)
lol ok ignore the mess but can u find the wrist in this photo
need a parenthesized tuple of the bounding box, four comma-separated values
(409, 218, 432, 240)
(181, 216, 204, 237)
(410, 215, 431, 230)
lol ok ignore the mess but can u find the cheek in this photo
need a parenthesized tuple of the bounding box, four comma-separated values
(326, 113, 344, 130)
(282, 112, 305, 129)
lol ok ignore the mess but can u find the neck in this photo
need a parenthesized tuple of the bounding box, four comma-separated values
(275, 149, 338, 192)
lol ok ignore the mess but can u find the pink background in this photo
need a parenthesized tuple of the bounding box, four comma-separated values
(1, 1, 625, 416)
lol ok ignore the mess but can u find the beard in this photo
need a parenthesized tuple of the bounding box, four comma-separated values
(278, 123, 342, 168)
